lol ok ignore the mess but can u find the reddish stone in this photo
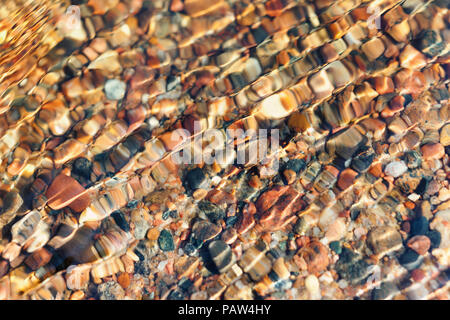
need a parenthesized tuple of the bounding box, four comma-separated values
(411, 269, 426, 282)
(24, 248, 52, 270)
(421, 143, 445, 160)
(236, 202, 256, 235)
(296, 241, 330, 274)
(46, 174, 91, 212)
(337, 168, 358, 190)
(255, 185, 289, 213)
(258, 186, 304, 232)
(0, 260, 9, 278)
(207, 189, 236, 205)
(394, 69, 426, 98)
(373, 76, 394, 95)
(170, 0, 184, 12)
(407, 235, 431, 255)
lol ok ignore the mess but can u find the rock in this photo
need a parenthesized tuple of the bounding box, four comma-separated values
(384, 160, 408, 178)
(131, 208, 150, 240)
(72, 157, 92, 179)
(97, 281, 125, 300)
(440, 124, 450, 146)
(399, 248, 424, 270)
(351, 147, 375, 173)
(429, 210, 449, 249)
(337, 168, 358, 190)
(426, 230, 441, 249)
(88, 50, 122, 74)
(208, 240, 235, 273)
(404, 150, 422, 169)
(367, 226, 403, 257)
(335, 248, 371, 285)
(305, 275, 321, 300)
(184, 168, 207, 191)
(407, 235, 431, 255)
(198, 201, 225, 223)
(297, 241, 329, 274)
(324, 218, 346, 242)
(111, 210, 130, 232)
(104, 79, 126, 100)
(326, 126, 367, 160)
(158, 229, 175, 252)
(236, 202, 256, 235)
(293, 217, 308, 235)
(117, 272, 130, 289)
(284, 158, 306, 173)
(371, 281, 399, 300)
(191, 220, 221, 244)
(0, 192, 23, 228)
(421, 143, 445, 160)
(329, 241, 342, 254)
(410, 216, 429, 236)
(46, 174, 90, 212)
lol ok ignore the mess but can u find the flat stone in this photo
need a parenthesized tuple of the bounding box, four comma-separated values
(335, 248, 371, 285)
(297, 241, 330, 274)
(208, 240, 235, 273)
(421, 143, 445, 160)
(191, 220, 222, 243)
(399, 248, 424, 270)
(367, 226, 403, 257)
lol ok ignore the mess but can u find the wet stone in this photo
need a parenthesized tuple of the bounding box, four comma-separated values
(371, 281, 399, 300)
(407, 235, 431, 255)
(198, 201, 225, 224)
(399, 248, 424, 271)
(426, 230, 441, 249)
(98, 281, 125, 300)
(158, 229, 175, 252)
(367, 226, 403, 257)
(111, 210, 130, 232)
(404, 151, 422, 169)
(72, 158, 92, 179)
(284, 158, 306, 174)
(410, 216, 429, 236)
(384, 160, 408, 178)
(335, 248, 371, 285)
(208, 240, 235, 273)
(191, 220, 222, 244)
(104, 79, 126, 100)
(184, 168, 207, 192)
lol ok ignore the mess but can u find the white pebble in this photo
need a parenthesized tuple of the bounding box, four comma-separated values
(305, 275, 321, 300)
(104, 79, 126, 100)
(384, 160, 408, 178)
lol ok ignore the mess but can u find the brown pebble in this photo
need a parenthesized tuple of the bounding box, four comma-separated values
(411, 269, 426, 282)
(407, 235, 431, 255)
(296, 241, 329, 274)
(117, 272, 131, 289)
(146, 228, 160, 241)
(421, 143, 445, 160)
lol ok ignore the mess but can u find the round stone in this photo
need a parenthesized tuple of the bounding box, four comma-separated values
(158, 229, 175, 252)
(104, 79, 126, 100)
(384, 160, 408, 178)
(184, 168, 207, 191)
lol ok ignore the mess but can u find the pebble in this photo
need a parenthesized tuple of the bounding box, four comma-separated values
(208, 240, 235, 273)
(158, 229, 175, 252)
(367, 226, 403, 257)
(399, 248, 424, 271)
(97, 281, 125, 300)
(191, 220, 222, 244)
(407, 236, 431, 255)
(335, 248, 370, 285)
(384, 160, 408, 178)
(297, 241, 329, 274)
(429, 210, 449, 249)
(305, 275, 321, 300)
(410, 216, 429, 236)
(104, 79, 127, 100)
(421, 143, 445, 160)
(184, 168, 207, 191)
(198, 201, 225, 223)
(440, 124, 450, 146)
